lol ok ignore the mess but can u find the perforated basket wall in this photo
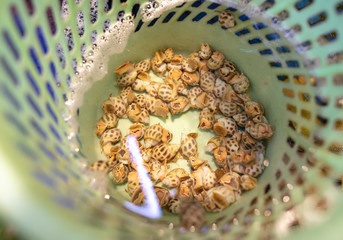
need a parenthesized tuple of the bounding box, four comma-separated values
(1, 0, 343, 240)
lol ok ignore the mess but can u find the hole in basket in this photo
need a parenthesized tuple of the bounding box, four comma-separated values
(148, 17, 160, 27)
(56, 43, 66, 69)
(77, 11, 85, 37)
(192, 0, 205, 8)
(248, 38, 262, 44)
(315, 96, 328, 106)
(286, 103, 297, 113)
(317, 31, 337, 45)
(312, 135, 324, 147)
(5, 112, 29, 136)
(132, 4, 140, 18)
(49, 124, 62, 142)
(25, 0, 35, 15)
(333, 74, 343, 85)
(178, 11, 191, 21)
(206, 16, 218, 25)
(259, 49, 272, 55)
(293, 75, 306, 84)
(277, 10, 289, 21)
(277, 75, 289, 82)
(239, 14, 250, 21)
(50, 62, 61, 86)
(250, 197, 258, 206)
(192, 12, 207, 22)
(31, 119, 47, 140)
(286, 60, 300, 68)
(105, 0, 113, 12)
(1, 84, 21, 111)
(287, 136, 295, 148)
(300, 127, 310, 138)
(36, 27, 48, 54)
(90, 0, 98, 24)
(297, 145, 306, 157)
(308, 12, 327, 27)
(336, 1, 343, 14)
(282, 153, 290, 165)
(327, 51, 343, 65)
(259, 0, 275, 12)
(26, 70, 40, 96)
(300, 109, 311, 120)
(46, 7, 57, 35)
(295, 0, 313, 11)
(162, 12, 176, 23)
(288, 120, 297, 131)
(336, 97, 343, 108)
(27, 94, 43, 118)
(46, 103, 58, 124)
(310, 76, 326, 86)
(1, 57, 18, 85)
(283, 89, 294, 98)
(328, 142, 343, 154)
(253, 23, 267, 30)
(103, 19, 111, 32)
(235, 29, 250, 36)
(270, 61, 282, 67)
(64, 27, 74, 51)
(264, 184, 271, 194)
(298, 92, 310, 102)
(266, 33, 280, 41)
(316, 115, 328, 126)
(11, 5, 25, 37)
(34, 170, 56, 188)
(278, 180, 286, 191)
(275, 169, 281, 180)
(29, 47, 42, 75)
(3, 30, 20, 60)
(208, 3, 220, 10)
(46, 82, 57, 104)
(334, 119, 343, 131)
(91, 30, 97, 43)
(276, 46, 290, 54)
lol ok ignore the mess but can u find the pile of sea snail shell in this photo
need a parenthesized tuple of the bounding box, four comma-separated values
(89, 43, 273, 219)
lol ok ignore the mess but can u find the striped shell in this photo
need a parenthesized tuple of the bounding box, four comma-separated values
(102, 96, 127, 117)
(200, 71, 216, 92)
(181, 57, 198, 72)
(116, 70, 137, 87)
(100, 128, 122, 146)
(245, 120, 273, 140)
(180, 133, 198, 159)
(112, 162, 130, 184)
(151, 143, 180, 163)
(127, 123, 146, 140)
(219, 101, 239, 117)
(213, 117, 237, 136)
(95, 113, 118, 136)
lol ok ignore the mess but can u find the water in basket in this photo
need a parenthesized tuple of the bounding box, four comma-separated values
(0, 0, 343, 240)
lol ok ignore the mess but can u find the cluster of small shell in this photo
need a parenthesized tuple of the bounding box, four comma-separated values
(89, 43, 273, 223)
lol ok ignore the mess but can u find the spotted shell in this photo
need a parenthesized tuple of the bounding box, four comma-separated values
(127, 123, 146, 140)
(207, 51, 225, 70)
(89, 160, 110, 172)
(131, 187, 145, 205)
(164, 168, 190, 186)
(151, 61, 167, 75)
(168, 198, 181, 214)
(198, 60, 209, 75)
(114, 61, 134, 76)
(169, 96, 191, 115)
(144, 123, 164, 148)
(102, 143, 120, 158)
(134, 59, 151, 73)
(158, 83, 178, 103)
(132, 74, 150, 92)
(167, 68, 183, 81)
(198, 108, 215, 130)
(245, 120, 273, 140)
(206, 136, 226, 153)
(213, 78, 227, 98)
(231, 149, 256, 165)
(205, 186, 237, 212)
(102, 96, 127, 117)
(120, 86, 136, 106)
(218, 60, 237, 82)
(240, 174, 257, 190)
(221, 87, 244, 106)
(244, 101, 264, 118)
(95, 113, 118, 136)
(154, 186, 171, 207)
(116, 70, 137, 87)
(241, 131, 258, 150)
(112, 162, 130, 184)
(181, 71, 200, 86)
(213, 146, 227, 168)
(200, 71, 216, 92)
(188, 156, 206, 170)
(199, 43, 212, 60)
(164, 48, 174, 63)
(219, 101, 239, 117)
(180, 133, 198, 159)
(149, 159, 167, 182)
(167, 54, 183, 70)
(226, 137, 240, 156)
(194, 92, 211, 109)
(181, 57, 198, 72)
(244, 151, 265, 177)
(151, 143, 180, 163)
(145, 81, 160, 97)
(218, 10, 236, 28)
(233, 113, 248, 127)
(187, 87, 203, 108)
(154, 99, 169, 118)
(188, 52, 201, 65)
(192, 164, 216, 190)
(178, 179, 193, 198)
(213, 117, 237, 136)
(179, 198, 205, 230)
(229, 73, 250, 93)
(127, 103, 149, 124)
(217, 172, 241, 193)
(127, 171, 140, 196)
(133, 94, 145, 108)
(100, 128, 122, 147)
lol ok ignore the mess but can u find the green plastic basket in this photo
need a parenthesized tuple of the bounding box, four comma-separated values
(1, 0, 343, 239)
